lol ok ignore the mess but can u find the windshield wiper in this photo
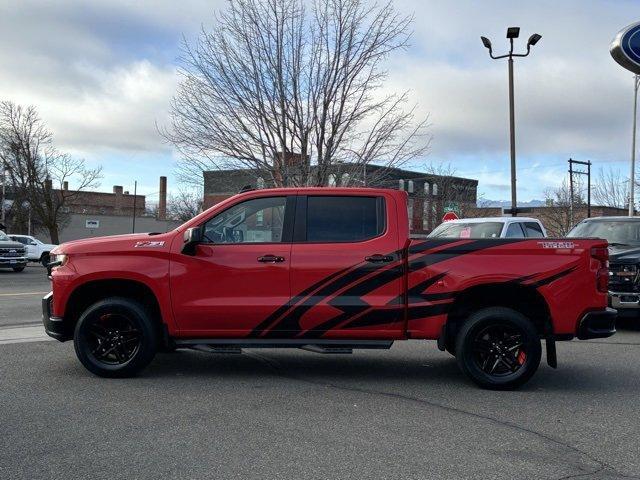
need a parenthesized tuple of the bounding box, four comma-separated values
(608, 242, 632, 247)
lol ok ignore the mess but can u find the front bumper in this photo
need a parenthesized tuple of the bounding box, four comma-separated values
(42, 292, 69, 342)
(609, 291, 640, 310)
(577, 308, 617, 340)
(0, 256, 27, 267)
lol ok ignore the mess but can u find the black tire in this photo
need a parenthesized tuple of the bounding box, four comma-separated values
(455, 307, 541, 390)
(40, 252, 50, 267)
(12, 266, 25, 272)
(73, 297, 158, 378)
(445, 342, 456, 356)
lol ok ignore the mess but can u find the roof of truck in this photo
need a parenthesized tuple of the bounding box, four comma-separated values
(579, 216, 640, 221)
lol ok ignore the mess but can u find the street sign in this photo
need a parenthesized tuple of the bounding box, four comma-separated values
(444, 202, 460, 215)
(442, 211, 459, 222)
(85, 219, 100, 229)
(611, 21, 640, 75)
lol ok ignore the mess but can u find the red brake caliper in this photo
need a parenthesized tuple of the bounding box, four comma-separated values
(517, 350, 527, 365)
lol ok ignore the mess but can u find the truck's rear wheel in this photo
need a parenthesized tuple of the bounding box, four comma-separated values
(455, 307, 541, 390)
(40, 252, 50, 267)
(73, 297, 157, 378)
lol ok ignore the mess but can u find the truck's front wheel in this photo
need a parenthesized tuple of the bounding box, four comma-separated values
(455, 307, 541, 390)
(73, 297, 158, 378)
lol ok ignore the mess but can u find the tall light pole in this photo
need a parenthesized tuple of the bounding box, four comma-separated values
(609, 21, 640, 216)
(630, 75, 639, 216)
(0, 161, 7, 227)
(481, 28, 542, 216)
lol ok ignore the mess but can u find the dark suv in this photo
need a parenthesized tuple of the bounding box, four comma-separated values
(0, 230, 28, 272)
(568, 217, 640, 316)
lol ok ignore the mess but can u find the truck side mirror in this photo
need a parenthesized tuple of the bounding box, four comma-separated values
(182, 227, 203, 256)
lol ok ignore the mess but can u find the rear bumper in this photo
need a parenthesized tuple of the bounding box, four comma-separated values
(42, 292, 69, 342)
(577, 308, 617, 340)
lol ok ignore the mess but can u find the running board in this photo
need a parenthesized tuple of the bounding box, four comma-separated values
(189, 344, 242, 354)
(174, 338, 393, 352)
(300, 345, 353, 354)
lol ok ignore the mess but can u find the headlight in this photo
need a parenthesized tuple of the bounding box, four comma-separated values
(48, 253, 68, 266)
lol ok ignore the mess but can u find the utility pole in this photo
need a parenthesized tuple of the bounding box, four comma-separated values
(481, 28, 542, 216)
(0, 161, 5, 226)
(132, 180, 137, 234)
(630, 75, 639, 216)
(568, 158, 592, 225)
(569, 160, 574, 226)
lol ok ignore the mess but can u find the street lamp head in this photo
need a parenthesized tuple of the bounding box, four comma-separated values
(506, 27, 520, 39)
(480, 36, 492, 51)
(527, 33, 542, 46)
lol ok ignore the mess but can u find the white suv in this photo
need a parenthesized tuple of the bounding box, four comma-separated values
(8, 234, 57, 266)
(428, 217, 548, 239)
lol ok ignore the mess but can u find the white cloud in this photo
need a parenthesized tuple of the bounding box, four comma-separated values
(0, 0, 637, 200)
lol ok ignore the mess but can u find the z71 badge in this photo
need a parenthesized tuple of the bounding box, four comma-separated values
(134, 240, 165, 248)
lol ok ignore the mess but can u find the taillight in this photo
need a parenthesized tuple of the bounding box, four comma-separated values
(596, 267, 609, 293)
(591, 245, 609, 293)
(591, 246, 609, 266)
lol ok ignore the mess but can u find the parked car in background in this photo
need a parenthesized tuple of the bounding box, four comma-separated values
(0, 230, 28, 272)
(8, 234, 57, 266)
(568, 217, 640, 317)
(428, 217, 547, 239)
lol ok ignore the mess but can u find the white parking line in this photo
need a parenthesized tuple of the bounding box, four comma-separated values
(0, 325, 53, 345)
(0, 292, 48, 297)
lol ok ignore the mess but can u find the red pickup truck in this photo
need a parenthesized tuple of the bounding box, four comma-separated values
(43, 188, 615, 389)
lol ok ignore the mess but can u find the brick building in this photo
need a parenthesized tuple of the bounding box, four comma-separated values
(60, 183, 145, 216)
(2, 176, 177, 243)
(203, 164, 478, 233)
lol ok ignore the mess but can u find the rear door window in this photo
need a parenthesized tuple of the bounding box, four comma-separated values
(524, 222, 544, 238)
(305, 196, 385, 242)
(505, 222, 525, 238)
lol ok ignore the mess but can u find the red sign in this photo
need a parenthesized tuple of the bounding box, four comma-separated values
(442, 211, 459, 222)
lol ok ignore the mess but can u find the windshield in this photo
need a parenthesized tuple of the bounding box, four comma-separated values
(0, 231, 9, 241)
(567, 220, 640, 245)
(428, 221, 503, 239)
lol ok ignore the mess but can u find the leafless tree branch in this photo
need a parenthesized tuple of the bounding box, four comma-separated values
(162, 0, 430, 188)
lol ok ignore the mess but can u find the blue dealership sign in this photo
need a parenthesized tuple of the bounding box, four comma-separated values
(611, 21, 640, 74)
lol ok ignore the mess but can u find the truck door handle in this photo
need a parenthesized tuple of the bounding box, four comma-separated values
(257, 255, 285, 263)
(365, 254, 394, 263)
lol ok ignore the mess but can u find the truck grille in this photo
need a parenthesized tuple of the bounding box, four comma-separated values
(609, 263, 639, 292)
(0, 247, 26, 258)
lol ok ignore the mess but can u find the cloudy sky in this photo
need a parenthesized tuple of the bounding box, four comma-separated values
(0, 0, 638, 203)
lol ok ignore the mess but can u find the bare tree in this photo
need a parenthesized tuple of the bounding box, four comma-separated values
(0, 101, 102, 243)
(164, 0, 430, 188)
(541, 178, 586, 236)
(593, 167, 629, 209)
(167, 189, 204, 222)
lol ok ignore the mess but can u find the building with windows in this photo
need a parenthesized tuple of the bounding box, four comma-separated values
(203, 164, 478, 233)
(3, 176, 179, 243)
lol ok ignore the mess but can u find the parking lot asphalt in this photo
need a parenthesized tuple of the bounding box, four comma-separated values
(2, 270, 640, 479)
(0, 264, 50, 327)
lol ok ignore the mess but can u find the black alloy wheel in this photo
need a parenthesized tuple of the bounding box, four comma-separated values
(455, 307, 542, 390)
(471, 324, 527, 376)
(74, 297, 157, 378)
(85, 313, 142, 365)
